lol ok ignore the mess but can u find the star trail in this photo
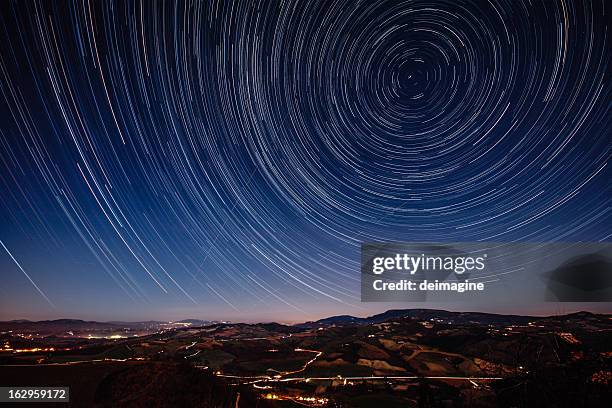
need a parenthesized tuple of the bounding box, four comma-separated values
(0, 0, 610, 321)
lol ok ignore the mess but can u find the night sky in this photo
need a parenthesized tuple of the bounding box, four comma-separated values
(0, 0, 610, 322)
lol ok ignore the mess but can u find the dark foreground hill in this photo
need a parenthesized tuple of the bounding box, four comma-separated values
(94, 362, 271, 408)
(0, 361, 271, 408)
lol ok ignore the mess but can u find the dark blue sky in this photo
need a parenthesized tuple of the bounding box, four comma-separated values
(0, 0, 610, 322)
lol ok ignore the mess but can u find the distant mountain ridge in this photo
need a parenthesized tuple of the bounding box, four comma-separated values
(0, 318, 216, 327)
(1, 309, 607, 332)
(296, 308, 606, 328)
(0, 318, 216, 336)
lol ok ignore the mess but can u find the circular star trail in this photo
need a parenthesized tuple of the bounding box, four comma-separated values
(0, 0, 609, 316)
